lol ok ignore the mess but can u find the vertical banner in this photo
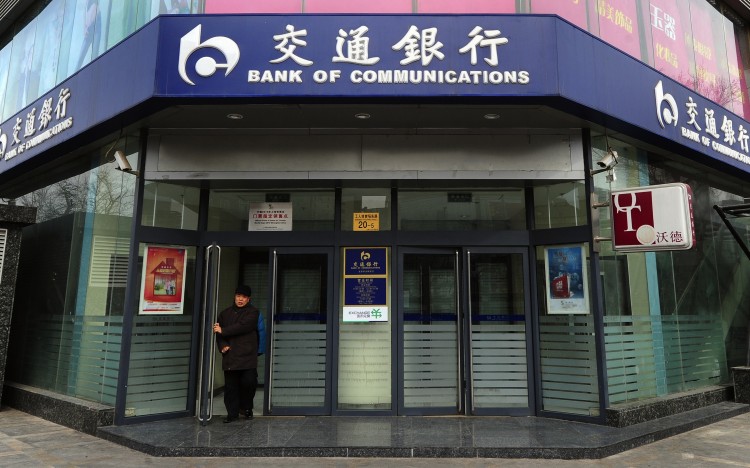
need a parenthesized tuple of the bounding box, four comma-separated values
(530, 0, 590, 31)
(544, 245, 589, 315)
(139, 245, 187, 314)
(689, 0, 720, 100)
(648, 0, 693, 87)
(342, 247, 389, 322)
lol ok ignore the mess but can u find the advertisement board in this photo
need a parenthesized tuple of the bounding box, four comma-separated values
(611, 183, 695, 252)
(544, 244, 589, 315)
(139, 245, 187, 314)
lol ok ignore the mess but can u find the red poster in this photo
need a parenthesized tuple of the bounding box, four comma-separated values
(530, 0, 589, 30)
(596, 0, 641, 59)
(139, 245, 187, 315)
(648, 0, 693, 87)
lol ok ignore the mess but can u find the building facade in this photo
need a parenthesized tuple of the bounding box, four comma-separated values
(0, 0, 749, 426)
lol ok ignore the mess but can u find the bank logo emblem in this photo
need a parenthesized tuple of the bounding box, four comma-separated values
(0, 130, 6, 160)
(655, 80, 678, 128)
(178, 25, 240, 86)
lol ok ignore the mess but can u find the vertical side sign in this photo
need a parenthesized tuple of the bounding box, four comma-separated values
(342, 247, 389, 322)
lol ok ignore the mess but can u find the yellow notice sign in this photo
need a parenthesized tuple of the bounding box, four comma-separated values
(353, 212, 380, 231)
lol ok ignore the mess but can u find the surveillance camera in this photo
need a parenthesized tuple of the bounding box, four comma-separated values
(113, 150, 139, 176)
(114, 150, 132, 172)
(596, 149, 619, 169)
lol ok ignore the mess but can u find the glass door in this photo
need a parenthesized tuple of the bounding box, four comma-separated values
(466, 248, 532, 416)
(399, 249, 462, 414)
(196, 246, 270, 422)
(267, 248, 333, 415)
(398, 248, 532, 415)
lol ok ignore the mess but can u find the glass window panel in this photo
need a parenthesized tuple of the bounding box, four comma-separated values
(159, 0, 192, 14)
(32, 0, 66, 101)
(533, 181, 588, 229)
(68, 0, 106, 72)
(306, 0, 411, 13)
(55, 0, 79, 85)
(591, 132, 748, 404)
(208, 190, 335, 231)
(124, 243, 196, 417)
(135, 0, 160, 29)
(341, 188, 391, 231)
(398, 189, 525, 231)
(204, 0, 302, 13)
(7, 137, 139, 406)
(416, 0, 516, 13)
(536, 243, 599, 416)
(141, 181, 200, 230)
(0, 44, 12, 121)
(107, 1, 138, 48)
(3, 21, 38, 120)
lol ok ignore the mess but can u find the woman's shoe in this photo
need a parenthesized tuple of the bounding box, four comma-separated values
(244, 409, 254, 420)
(223, 415, 238, 423)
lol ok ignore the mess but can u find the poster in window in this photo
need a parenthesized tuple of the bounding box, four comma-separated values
(544, 244, 589, 315)
(139, 245, 187, 314)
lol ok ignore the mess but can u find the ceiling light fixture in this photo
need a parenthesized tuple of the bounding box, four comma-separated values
(354, 113, 371, 119)
(226, 113, 244, 120)
(484, 113, 500, 120)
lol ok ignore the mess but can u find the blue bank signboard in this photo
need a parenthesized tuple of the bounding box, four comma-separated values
(0, 14, 749, 180)
(159, 15, 557, 98)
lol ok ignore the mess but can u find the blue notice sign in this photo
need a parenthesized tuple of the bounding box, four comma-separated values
(345, 247, 387, 276)
(345, 277, 387, 306)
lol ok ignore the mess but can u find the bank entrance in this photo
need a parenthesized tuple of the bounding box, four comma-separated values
(121, 172, 592, 423)
(399, 247, 532, 416)
(190, 241, 533, 420)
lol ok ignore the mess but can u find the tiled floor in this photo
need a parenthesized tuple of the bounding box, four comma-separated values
(97, 401, 749, 459)
(3, 407, 750, 467)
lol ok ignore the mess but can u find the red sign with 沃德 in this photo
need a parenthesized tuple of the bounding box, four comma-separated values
(611, 183, 695, 252)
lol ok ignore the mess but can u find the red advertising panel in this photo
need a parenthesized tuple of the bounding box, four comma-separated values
(720, 16, 750, 118)
(417, 0, 516, 13)
(307, 0, 412, 13)
(596, 0, 641, 59)
(139, 245, 187, 314)
(648, 0, 693, 87)
(690, 0, 721, 102)
(529, 0, 589, 30)
(729, 36, 750, 118)
(205, 0, 302, 13)
(611, 183, 695, 252)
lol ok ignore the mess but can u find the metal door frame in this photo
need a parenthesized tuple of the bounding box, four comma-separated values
(396, 246, 534, 416)
(264, 246, 335, 416)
